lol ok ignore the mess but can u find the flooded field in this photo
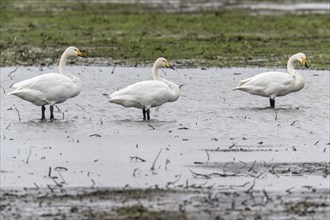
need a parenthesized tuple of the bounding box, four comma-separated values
(1, 65, 329, 219)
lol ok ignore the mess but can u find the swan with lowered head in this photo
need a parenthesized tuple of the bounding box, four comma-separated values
(8, 46, 87, 120)
(109, 57, 180, 120)
(234, 53, 309, 108)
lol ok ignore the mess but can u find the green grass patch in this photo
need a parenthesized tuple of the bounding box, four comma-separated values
(0, 0, 329, 68)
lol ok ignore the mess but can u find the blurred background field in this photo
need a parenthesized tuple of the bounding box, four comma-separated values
(0, 0, 329, 68)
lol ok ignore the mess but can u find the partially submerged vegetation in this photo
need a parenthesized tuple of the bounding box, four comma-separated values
(0, 1, 329, 68)
(1, 187, 329, 219)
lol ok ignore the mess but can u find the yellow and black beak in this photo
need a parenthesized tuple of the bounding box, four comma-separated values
(77, 49, 88, 58)
(165, 62, 175, 70)
(302, 57, 309, 68)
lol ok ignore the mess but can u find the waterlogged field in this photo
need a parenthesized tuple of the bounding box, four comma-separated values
(1, 65, 329, 219)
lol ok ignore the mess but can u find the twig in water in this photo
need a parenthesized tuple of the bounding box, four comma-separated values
(239, 161, 248, 168)
(48, 167, 52, 177)
(55, 105, 61, 112)
(89, 134, 101, 137)
(5, 123, 11, 130)
(34, 182, 40, 190)
(191, 169, 236, 179)
(54, 167, 68, 171)
(47, 184, 54, 192)
(1, 86, 5, 94)
(151, 148, 162, 171)
(14, 107, 21, 121)
(314, 140, 319, 146)
(111, 63, 117, 74)
(286, 186, 295, 194)
(274, 111, 278, 120)
(166, 178, 179, 188)
(190, 170, 211, 179)
(205, 149, 210, 161)
(245, 178, 256, 193)
(8, 67, 18, 77)
(75, 103, 85, 110)
(148, 124, 155, 130)
(132, 168, 139, 177)
(263, 189, 270, 203)
(230, 181, 250, 188)
(248, 160, 257, 172)
(161, 69, 167, 76)
(229, 142, 237, 149)
(51, 177, 63, 187)
(165, 159, 170, 170)
(26, 149, 32, 164)
(129, 156, 146, 162)
(290, 120, 296, 126)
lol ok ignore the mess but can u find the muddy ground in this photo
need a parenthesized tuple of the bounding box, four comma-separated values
(0, 65, 329, 219)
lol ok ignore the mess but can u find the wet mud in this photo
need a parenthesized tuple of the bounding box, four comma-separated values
(1, 66, 329, 219)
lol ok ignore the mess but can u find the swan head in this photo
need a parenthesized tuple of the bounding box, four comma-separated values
(65, 46, 87, 58)
(295, 53, 309, 68)
(154, 57, 175, 70)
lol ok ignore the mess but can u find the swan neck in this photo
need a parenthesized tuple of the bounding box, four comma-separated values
(59, 50, 76, 80)
(152, 65, 161, 80)
(59, 51, 69, 75)
(287, 56, 304, 91)
(287, 56, 296, 76)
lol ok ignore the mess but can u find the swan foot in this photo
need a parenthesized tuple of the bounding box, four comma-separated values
(41, 106, 46, 121)
(50, 105, 54, 120)
(270, 99, 275, 108)
(143, 109, 150, 120)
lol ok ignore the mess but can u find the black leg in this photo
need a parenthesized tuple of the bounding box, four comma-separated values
(143, 109, 146, 120)
(146, 109, 150, 120)
(50, 105, 54, 119)
(41, 106, 46, 120)
(270, 98, 275, 108)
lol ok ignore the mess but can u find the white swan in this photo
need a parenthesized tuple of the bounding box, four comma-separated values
(8, 46, 87, 120)
(234, 53, 309, 108)
(109, 57, 180, 120)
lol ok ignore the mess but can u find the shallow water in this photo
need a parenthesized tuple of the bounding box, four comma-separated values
(1, 65, 329, 193)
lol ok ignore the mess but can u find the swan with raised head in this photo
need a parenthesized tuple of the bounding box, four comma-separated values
(8, 46, 87, 120)
(234, 53, 309, 108)
(109, 57, 180, 120)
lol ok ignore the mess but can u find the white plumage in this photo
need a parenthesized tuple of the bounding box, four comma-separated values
(8, 46, 87, 120)
(109, 57, 180, 120)
(234, 53, 309, 108)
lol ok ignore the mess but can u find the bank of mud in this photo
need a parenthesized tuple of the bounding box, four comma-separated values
(1, 187, 329, 219)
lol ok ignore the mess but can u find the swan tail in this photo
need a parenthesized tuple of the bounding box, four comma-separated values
(7, 88, 21, 96)
(234, 78, 251, 90)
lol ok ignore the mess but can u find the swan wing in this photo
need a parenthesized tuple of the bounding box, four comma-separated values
(109, 80, 172, 108)
(9, 73, 79, 105)
(235, 71, 293, 97)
